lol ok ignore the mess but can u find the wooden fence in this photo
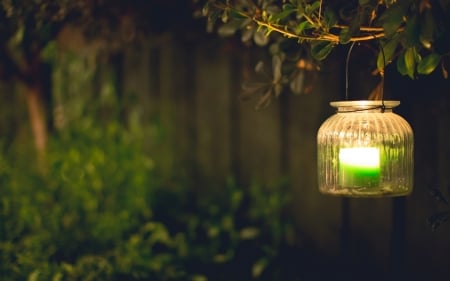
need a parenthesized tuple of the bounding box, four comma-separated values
(121, 35, 450, 279)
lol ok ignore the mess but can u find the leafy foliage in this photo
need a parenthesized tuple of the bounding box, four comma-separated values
(0, 124, 296, 280)
(0, 0, 197, 85)
(427, 186, 450, 231)
(199, 0, 450, 105)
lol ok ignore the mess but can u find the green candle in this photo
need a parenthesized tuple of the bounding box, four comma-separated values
(339, 147, 381, 188)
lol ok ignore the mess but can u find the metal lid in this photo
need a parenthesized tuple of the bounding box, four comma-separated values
(330, 100, 400, 109)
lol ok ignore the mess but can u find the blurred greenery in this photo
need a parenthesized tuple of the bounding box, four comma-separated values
(0, 123, 297, 281)
(0, 50, 298, 281)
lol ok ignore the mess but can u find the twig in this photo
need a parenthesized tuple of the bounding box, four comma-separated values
(211, 1, 387, 43)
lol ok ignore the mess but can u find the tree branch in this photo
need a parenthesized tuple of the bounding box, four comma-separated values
(211, 2, 387, 43)
(254, 18, 386, 43)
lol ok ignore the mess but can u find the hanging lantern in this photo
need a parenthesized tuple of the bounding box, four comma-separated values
(317, 100, 414, 197)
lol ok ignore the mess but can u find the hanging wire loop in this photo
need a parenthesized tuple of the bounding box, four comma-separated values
(343, 34, 387, 113)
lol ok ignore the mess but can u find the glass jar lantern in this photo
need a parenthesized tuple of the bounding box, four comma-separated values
(317, 100, 414, 197)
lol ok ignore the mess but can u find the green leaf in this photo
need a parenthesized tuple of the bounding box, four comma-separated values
(295, 20, 314, 34)
(305, 1, 321, 16)
(207, 10, 221, 32)
(310, 41, 335, 61)
(217, 20, 241, 37)
(379, 3, 407, 38)
(339, 12, 361, 44)
(283, 3, 295, 10)
(255, 89, 273, 110)
(202, 3, 210, 16)
(404, 47, 416, 79)
(40, 41, 57, 62)
(265, 5, 281, 16)
(213, 251, 234, 263)
(28, 270, 40, 281)
(8, 24, 24, 46)
(428, 187, 449, 205)
(428, 211, 450, 231)
(417, 53, 441, 74)
(322, 8, 338, 29)
(377, 36, 399, 71)
(254, 29, 269, 46)
(229, 10, 247, 19)
(221, 9, 229, 22)
(191, 275, 208, 281)
(272, 55, 282, 82)
(239, 227, 260, 239)
(271, 6, 296, 22)
(339, 28, 351, 44)
(295, 3, 304, 15)
(396, 51, 408, 76)
(252, 258, 269, 278)
(290, 70, 305, 94)
(404, 14, 420, 47)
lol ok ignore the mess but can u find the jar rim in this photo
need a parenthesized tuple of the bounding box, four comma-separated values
(330, 100, 400, 108)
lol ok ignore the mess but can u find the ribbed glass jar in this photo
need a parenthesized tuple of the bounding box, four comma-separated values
(317, 100, 414, 197)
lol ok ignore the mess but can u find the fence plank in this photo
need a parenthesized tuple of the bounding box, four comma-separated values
(399, 76, 450, 279)
(349, 198, 392, 272)
(237, 103, 282, 184)
(122, 42, 153, 117)
(236, 50, 283, 185)
(194, 44, 232, 186)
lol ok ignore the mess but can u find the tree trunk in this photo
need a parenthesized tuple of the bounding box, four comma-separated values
(26, 85, 47, 152)
(25, 84, 48, 166)
(23, 60, 52, 169)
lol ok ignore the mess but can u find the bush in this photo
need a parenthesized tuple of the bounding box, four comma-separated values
(0, 121, 296, 281)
